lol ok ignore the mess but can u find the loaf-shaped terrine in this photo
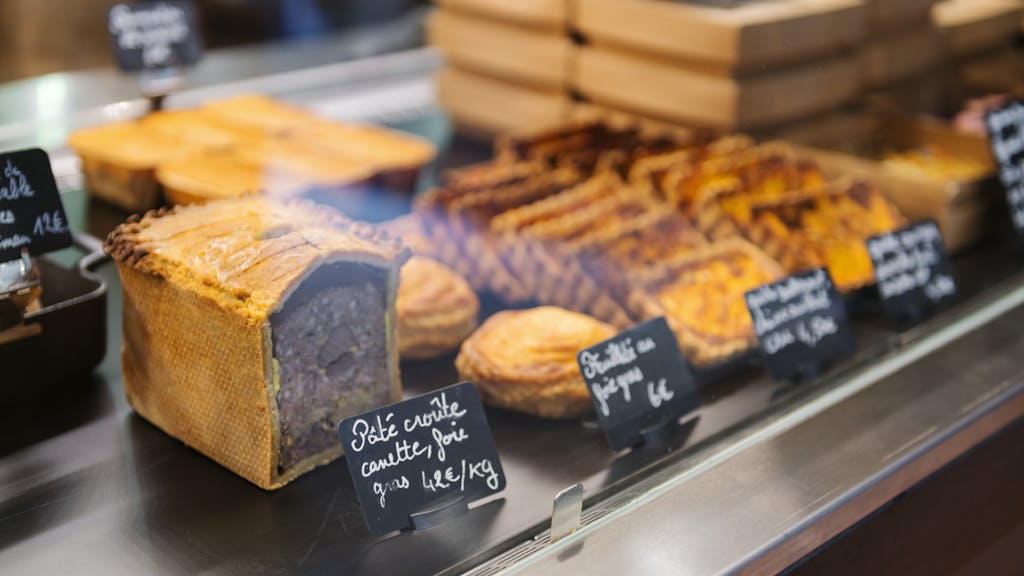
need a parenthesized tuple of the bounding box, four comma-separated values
(105, 197, 410, 489)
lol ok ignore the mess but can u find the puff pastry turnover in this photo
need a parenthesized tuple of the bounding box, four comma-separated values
(456, 306, 616, 419)
(397, 256, 480, 360)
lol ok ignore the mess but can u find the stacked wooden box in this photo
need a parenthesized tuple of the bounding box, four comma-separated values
(429, 0, 573, 133)
(861, 0, 944, 90)
(431, 0, 866, 134)
(570, 0, 865, 132)
(934, 0, 1024, 98)
(430, 0, 1022, 135)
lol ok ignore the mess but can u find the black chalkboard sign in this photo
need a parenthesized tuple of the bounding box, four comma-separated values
(745, 268, 855, 382)
(985, 100, 1024, 237)
(0, 149, 72, 263)
(577, 317, 700, 452)
(108, 1, 202, 72)
(867, 221, 956, 324)
(338, 382, 506, 535)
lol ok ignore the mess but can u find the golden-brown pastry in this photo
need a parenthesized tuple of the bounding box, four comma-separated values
(381, 214, 434, 255)
(627, 240, 785, 366)
(397, 256, 479, 360)
(286, 120, 436, 192)
(700, 181, 905, 292)
(68, 122, 196, 211)
(456, 306, 616, 419)
(198, 94, 318, 137)
(231, 138, 374, 190)
(140, 109, 245, 151)
(104, 197, 409, 489)
(157, 154, 266, 205)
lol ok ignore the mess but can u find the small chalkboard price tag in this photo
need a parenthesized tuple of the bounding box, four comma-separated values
(867, 221, 956, 323)
(745, 268, 855, 382)
(985, 100, 1024, 237)
(338, 382, 506, 536)
(577, 317, 700, 452)
(107, 1, 202, 72)
(0, 149, 72, 263)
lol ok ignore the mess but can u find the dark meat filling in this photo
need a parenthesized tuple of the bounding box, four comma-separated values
(271, 263, 390, 472)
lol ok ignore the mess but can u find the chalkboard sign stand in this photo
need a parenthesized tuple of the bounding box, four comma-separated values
(890, 304, 929, 331)
(139, 67, 184, 112)
(635, 412, 701, 450)
(407, 494, 470, 531)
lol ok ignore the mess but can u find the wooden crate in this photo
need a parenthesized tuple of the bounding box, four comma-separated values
(572, 0, 864, 73)
(865, 74, 957, 118)
(794, 115, 1000, 252)
(864, 0, 941, 32)
(933, 0, 1024, 58)
(427, 9, 571, 90)
(862, 25, 944, 88)
(757, 108, 875, 154)
(434, 0, 567, 30)
(957, 48, 1024, 98)
(437, 67, 570, 135)
(572, 45, 861, 130)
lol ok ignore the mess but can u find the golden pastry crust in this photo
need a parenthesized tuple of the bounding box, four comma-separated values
(157, 153, 266, 205)
(105, 197, 410, 490)
(381, 214, 434, 255)
(140, 109, 245, 151)
(198, 94, 319, 137)
(397, 256, 480, 360)
(68, 122, 198, 211)
(456, 306, 616, 419)
(286, 120, 437, 172)
(627, 240, 785, 367)
(231, 139, 374, 189)
(699, 181, 905, 292)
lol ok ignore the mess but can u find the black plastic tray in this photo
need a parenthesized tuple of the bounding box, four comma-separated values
(1, 233, 107, 399)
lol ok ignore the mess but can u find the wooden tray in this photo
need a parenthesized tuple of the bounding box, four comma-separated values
(572, 45, 861, 130)
(933, 0, 1024, 58)
(437, 67, 570, 135)
(572, 0, 864, 73)
(793, 115, 1000, 252)
(862, 25, 944, 88)
(435, 0, 567, 30)
(427, 10, 571, 90)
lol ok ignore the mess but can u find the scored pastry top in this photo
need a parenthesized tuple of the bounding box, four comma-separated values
(397, 256, 479, 323)
(105, 197, 410, 320)
(458, 306, 616, 388)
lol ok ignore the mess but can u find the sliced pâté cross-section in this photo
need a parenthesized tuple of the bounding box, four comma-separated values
(105, 197, 409, 489)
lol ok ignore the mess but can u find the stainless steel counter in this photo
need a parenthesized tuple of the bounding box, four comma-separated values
(1, 38, 1023, 576)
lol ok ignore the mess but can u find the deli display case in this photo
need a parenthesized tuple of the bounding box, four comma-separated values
(1, 3, 1023, 575)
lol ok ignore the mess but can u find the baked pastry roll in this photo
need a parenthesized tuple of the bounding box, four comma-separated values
(397, 256, 479, 360)
(698, 181, 905, 292)
(456, 307, 616, 419)
(104, 197, 409, 489)
(68, 122, 197, 211)
(415, 165, 584, 301)
(627, 240, 785, 366)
